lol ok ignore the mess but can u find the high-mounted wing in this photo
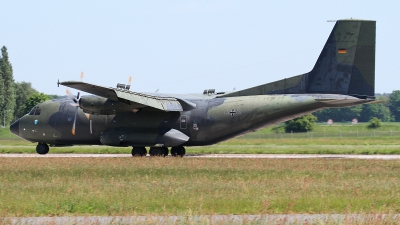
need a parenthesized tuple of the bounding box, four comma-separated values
(59, 81, 184, 111)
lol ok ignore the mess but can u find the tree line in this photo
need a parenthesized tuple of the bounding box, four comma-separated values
(0, 46, 55, 127)
(313, 93, 400, 123)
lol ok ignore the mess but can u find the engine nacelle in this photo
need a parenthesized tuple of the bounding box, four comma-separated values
(79, 96, 138, 115)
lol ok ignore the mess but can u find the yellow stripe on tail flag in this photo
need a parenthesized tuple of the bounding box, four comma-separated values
(338, 49, 347, 54)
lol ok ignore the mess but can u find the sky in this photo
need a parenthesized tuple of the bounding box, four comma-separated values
(1, 0, 399, 96)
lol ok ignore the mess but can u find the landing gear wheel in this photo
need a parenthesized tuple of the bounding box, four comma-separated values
(162, 147, 169, 157)
(131, 147, 147, 157)
(36, 143, 49, 155)
(149, 147, 169, 157)
(171, 146, 186, 157)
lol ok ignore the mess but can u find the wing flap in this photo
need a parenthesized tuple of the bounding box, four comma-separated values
(115, 91, 183, 111)
(60, 81, 183, 111)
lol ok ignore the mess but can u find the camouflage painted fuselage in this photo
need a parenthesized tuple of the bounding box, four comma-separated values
(16, 93, 367, 147)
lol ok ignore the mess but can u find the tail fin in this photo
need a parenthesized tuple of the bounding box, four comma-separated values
(222, 19, 376, 99)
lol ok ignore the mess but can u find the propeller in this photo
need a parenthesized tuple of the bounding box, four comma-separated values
(66, 89, 81, 135)
(66, 89, 79, 105)
(64, 72, 89, 135)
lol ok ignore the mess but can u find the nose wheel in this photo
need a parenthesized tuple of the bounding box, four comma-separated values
(36, 143, 49, 155)
(171, 146, 186, 157)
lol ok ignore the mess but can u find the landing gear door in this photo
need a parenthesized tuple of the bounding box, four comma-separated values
(180, 116, 187, 129)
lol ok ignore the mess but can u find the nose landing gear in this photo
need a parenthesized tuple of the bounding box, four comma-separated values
(36, 143, 49, 155)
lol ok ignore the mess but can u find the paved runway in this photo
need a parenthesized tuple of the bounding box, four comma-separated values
(1, 153, 400, 159)
(3, 214, 399, 224)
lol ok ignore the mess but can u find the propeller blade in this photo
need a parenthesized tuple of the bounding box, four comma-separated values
(66, 89, 80, 103)
(71, 107, 78, 135)
(66, 88, 75, 101)
(80, 72, 84, 81)
(128, 76, 132, 84)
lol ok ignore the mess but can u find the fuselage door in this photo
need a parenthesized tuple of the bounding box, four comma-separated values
(180, 115, 187, 129)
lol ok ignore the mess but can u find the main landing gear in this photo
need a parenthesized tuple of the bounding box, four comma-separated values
(149, 147, 169, 157)
(36, 143, 49, 155)
(171, 146, 186, 157)
(131, 147, 147, 157)
(131, 146, 186, 157)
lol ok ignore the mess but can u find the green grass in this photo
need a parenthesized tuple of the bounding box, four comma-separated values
(2, 136, 400, 155)
(1, 158, 399, 216)
(2, 138, 400, 154)
(0, 128, 19, 140)
(2, 123, 400, 154)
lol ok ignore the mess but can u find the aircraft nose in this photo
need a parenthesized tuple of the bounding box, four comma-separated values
(9, 119, 20, 136)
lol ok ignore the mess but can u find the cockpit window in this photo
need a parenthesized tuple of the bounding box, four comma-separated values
(29, 107, 41, 115)
(28, 107, 36, 115)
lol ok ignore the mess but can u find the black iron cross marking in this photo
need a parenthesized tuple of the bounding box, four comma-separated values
(229, 109, 237, 116)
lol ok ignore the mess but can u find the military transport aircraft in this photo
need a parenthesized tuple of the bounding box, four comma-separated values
(10, 19, 376, 157)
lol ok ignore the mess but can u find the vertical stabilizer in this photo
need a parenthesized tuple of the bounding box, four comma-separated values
(221, 19, 376, 99)
(307, 19, 376, 98)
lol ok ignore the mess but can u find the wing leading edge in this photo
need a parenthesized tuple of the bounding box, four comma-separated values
(59, 81, 183, 111)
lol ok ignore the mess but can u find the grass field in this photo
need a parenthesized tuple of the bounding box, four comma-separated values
(2, 138, 400, 154)
(1, 124, 400, 222)
(2, 123, 400, 154)
(1, 157, 399, 216)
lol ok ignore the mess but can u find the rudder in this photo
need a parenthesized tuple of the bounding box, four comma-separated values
(221, 19, 376, 99)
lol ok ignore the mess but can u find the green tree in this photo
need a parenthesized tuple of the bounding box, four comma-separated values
(20, 93, 50, 116)
(46, 94, 62, 100)
(13, 82, 38, 119)
(360, 102, 392, 122)
(0, 46, 15, 126)
(389, 90, 400, 121)
(367, 117, 381, 129)
(285, 114, 317, 132)
(313, 105, 362, 122)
